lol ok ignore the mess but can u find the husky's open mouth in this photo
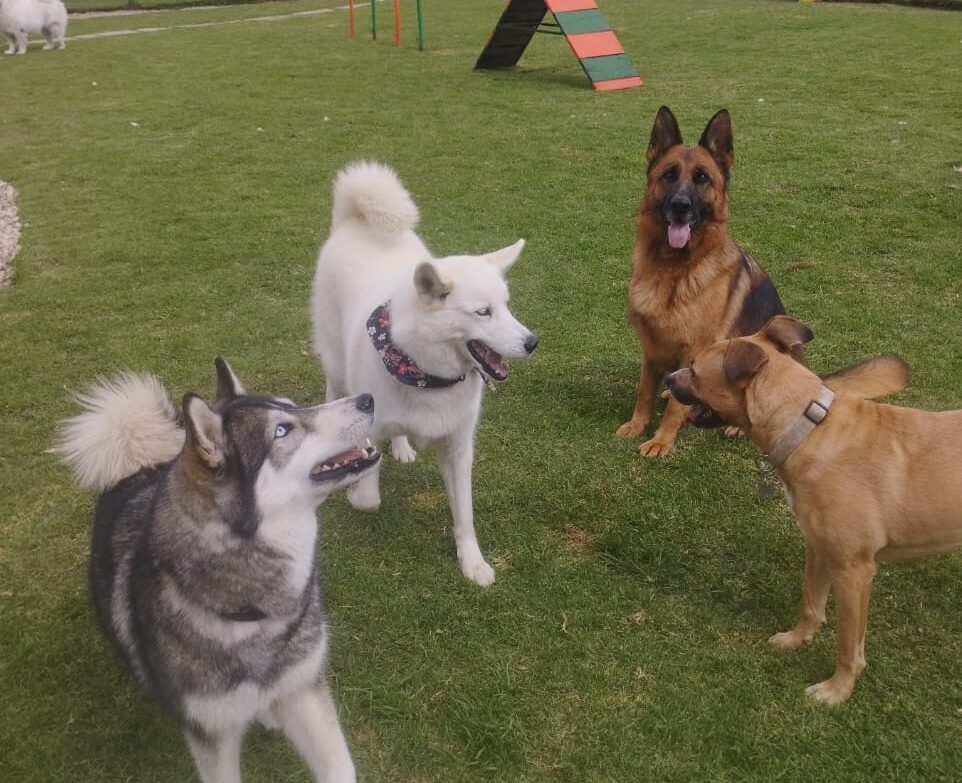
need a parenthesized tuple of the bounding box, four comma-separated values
(467, 340, 509, 381)
(310, 441, 380, 482)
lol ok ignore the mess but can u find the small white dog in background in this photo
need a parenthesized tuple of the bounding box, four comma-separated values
(0, 0, 67, 54)
(311, 161, 539, 586)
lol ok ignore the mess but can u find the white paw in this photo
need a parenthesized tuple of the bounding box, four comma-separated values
(459, 554, 495, 587)
(391, 437, 417, 463)
(347, 481, 380, 511)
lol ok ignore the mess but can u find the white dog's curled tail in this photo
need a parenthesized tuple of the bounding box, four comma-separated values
(330, 160, 420, 236)
(57, 373, 185, 491)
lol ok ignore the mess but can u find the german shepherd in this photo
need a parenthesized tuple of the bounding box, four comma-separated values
(616, 106, 792, 456)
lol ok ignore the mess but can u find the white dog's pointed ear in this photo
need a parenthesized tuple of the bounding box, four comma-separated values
(486, 239, 525, 274)
(214, 357, 246, 408)
(414, 261, 452, 301)
(183, 394, 226, 472)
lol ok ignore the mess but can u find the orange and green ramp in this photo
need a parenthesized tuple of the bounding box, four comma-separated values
(475, 0, 642, 91)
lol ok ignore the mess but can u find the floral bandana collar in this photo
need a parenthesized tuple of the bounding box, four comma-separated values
(367, 303, 466, 389)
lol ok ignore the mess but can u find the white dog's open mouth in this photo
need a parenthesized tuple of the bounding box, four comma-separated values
(310, 441, 380, 482)
(467, 340, 509, 381)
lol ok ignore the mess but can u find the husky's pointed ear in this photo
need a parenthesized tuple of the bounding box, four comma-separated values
(214, 357, 246, 408)
(724, 340, 769, 384)
(698, 109, 734, 181)
(486, 239, 525, 274)
(414, 261, 452, 302)
(183, 394, 226, 472)
(647, 106, 683, 166)
(761, 315, 814, 354)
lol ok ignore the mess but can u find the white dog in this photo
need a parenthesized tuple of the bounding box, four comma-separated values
(0, 0, 67, 54)
(311, 161, 538, 586)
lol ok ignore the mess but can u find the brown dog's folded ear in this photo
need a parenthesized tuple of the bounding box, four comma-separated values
(724, 340, 769, 383)
(413, 261, 452, 302)
(761, 315, 814, 354)
(647, 106, 683, 166)
(183, 393, 226, 472)
(698, 109, 734, 181)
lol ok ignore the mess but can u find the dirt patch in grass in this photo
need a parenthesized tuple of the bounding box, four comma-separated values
(0, 182, 20, 288)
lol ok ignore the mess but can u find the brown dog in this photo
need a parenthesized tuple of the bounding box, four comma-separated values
(665, 315, 962, 705)
(618, 106, 796, 456)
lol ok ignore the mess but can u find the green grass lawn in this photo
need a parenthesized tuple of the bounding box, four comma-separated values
(2, 0, 961, 781)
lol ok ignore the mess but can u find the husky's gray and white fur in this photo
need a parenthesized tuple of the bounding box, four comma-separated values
(58, 358, 379, 783)
(311, 161, 538, 586)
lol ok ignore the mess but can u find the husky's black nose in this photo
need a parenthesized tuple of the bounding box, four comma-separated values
(355, 393, 375, 413)
(524, 334, 540, 354)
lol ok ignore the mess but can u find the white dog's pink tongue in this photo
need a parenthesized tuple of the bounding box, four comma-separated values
(668, 222, 691, 249)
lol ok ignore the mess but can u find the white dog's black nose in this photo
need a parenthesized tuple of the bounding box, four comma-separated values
(524, 334, 540, 354)
(355, 393, 375, 413)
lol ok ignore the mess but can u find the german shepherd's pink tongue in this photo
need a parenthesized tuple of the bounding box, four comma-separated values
(668, 222, 691, 249)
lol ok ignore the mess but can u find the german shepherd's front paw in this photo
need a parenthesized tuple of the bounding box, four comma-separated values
(723, 425, 743, 439)
(615, 419, 648, 439)
(768, 629, 813, 651)
(638, 435, 675, 457)
(804, 675, 855, 706)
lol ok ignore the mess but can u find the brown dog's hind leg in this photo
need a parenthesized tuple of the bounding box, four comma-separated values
(805, 561, 875, 705)
(616, 357, 658, 439)
(770, 542, 830, 650)
(638, 396, 687, 457)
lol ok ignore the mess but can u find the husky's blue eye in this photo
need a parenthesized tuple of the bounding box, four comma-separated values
(475, 307, 492, 317)
(274, 423, 292, 439)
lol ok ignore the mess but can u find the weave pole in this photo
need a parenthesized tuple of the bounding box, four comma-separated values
(350, 1, 424, 49)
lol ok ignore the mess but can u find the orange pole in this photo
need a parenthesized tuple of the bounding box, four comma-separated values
(348, 0, 355, 37)
(394, 0, 401, 47)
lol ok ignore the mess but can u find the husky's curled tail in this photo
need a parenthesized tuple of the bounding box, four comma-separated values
(330, 160, 420, 237)
(57, 373, 184, 491)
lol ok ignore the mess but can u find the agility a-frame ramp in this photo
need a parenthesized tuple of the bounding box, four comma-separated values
(475, 0, 642, 91)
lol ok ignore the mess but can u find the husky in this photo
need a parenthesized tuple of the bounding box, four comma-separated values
(311, 161, 539, 586)
(0, 0, 67, 54)
(57, 358, 379, 783)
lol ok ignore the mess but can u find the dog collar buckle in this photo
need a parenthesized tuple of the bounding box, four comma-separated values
(766, 385, 836, 467)
(804, 398, 830, 425)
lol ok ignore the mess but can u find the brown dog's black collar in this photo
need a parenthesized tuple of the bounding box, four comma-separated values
(766, 385, 835, 467)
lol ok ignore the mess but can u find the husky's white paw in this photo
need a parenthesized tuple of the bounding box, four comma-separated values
(391, 436, 417, 463)
(347, 481, 380, 511)
(459, 554, 495, 587)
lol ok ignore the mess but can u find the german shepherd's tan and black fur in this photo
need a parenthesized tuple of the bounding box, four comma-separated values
(617, 106, 795, 456)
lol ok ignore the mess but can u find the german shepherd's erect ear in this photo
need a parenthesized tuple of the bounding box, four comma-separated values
(183, 394, 226, 472)
(761, 315, 814, 355)
(698, 109, 734, 182)
(214, 357, 246, 409)
(646, 106, 683, 167)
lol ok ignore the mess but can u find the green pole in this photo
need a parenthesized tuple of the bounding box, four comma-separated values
(371, 0, 377, 41)
(416, 0, 424, 50)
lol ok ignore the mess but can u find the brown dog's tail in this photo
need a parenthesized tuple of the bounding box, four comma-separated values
(821, 354, 910, 399)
